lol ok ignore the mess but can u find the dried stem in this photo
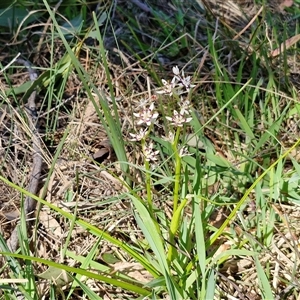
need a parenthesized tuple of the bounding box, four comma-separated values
(7, 58, 42, 253)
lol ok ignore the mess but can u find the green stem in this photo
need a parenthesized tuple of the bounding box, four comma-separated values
(172, 127, 182, 213)
(144, 158, 154, 218)
(167, 126, 182, 264)
(141, 132, 154, 219)
(167, 198, 188, 263)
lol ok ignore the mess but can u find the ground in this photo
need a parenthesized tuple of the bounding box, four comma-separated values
(0, 0, 300, 299)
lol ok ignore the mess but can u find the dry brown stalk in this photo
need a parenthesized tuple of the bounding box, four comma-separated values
(7, 58, 42, 253)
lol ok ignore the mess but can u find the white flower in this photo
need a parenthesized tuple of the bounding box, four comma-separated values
(137, 98, 149, 108)
(129, 128, 148, 141)
(178, 146, 191, 157)
(156, 78, 178, 96)
(144, 142, 159, 162)
(166, 110, 192, 127)
(172, 66, 196, 92)
(179, 75, 196, 92)
(179, 97, 192, 115)
(162, 131, 175, 143)
(172, 66, 180, 75)
(133, 103, 159, 126)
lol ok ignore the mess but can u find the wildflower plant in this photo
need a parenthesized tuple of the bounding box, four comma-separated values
(130, 66, 195, 265)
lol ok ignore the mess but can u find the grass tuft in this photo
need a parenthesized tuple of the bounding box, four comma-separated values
(0, 0, 300, 298)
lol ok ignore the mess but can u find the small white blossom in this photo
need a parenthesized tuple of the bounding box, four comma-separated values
(156, 79, 176, 96)
(180, 75, 195, 92)
(144, 142, 159, 162)
(162, 131, 175, 143)
(133, 103, 159, 126)
(179, 97, 192, 115)
(166, 110, 192, 127)
(178, 146, 191, 157)
(137, 98, 149, 108)
(156, 66, 195, 96)
(129, 128, 148, 141)
(172, 66, 196, 92)
(180, 107, 192, 118)
(172, 66, 180, 75)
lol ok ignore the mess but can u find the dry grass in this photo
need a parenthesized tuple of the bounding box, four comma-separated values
(0, 0, 300, 299)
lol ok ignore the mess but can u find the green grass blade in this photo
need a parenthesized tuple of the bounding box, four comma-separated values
(42, 0, 129, 183)
(0, 252, 150, 296)
(0, 175, 160, 278)
(129, 195, 182, 299)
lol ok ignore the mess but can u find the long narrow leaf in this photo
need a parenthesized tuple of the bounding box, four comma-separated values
(0, 252, 150, 296)
(0, 175, 160, 278)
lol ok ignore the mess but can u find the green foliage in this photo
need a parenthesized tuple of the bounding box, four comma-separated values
(0, 0, 300, 298)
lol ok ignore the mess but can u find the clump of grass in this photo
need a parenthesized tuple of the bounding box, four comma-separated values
(0, 0, 300, 299)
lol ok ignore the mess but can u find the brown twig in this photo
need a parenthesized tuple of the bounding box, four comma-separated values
(7, 58, 42, 252)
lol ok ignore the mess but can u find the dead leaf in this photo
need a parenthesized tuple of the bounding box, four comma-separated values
(92, 139, 112, 161)
(213, 242, 231, 258)
(92, 148, 110, 160)
(270, 34, 300, 57)
(3, 210, 20, 220)
(108, 261, 153, 283)
(39, 210, 62, 237)
(37, 266, 72, 287)
(279, 0, 294, 11)
(127, 270, 153, 283)
(209, 206, 229, 229)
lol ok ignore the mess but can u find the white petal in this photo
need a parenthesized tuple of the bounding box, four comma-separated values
(172, 66, 180, 75)
(162, 79, 168, 86)
(149, 103, 155, 110)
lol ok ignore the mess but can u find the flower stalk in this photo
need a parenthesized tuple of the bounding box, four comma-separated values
(129, 66, 195, 265)
(172, 126, 182, 213)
